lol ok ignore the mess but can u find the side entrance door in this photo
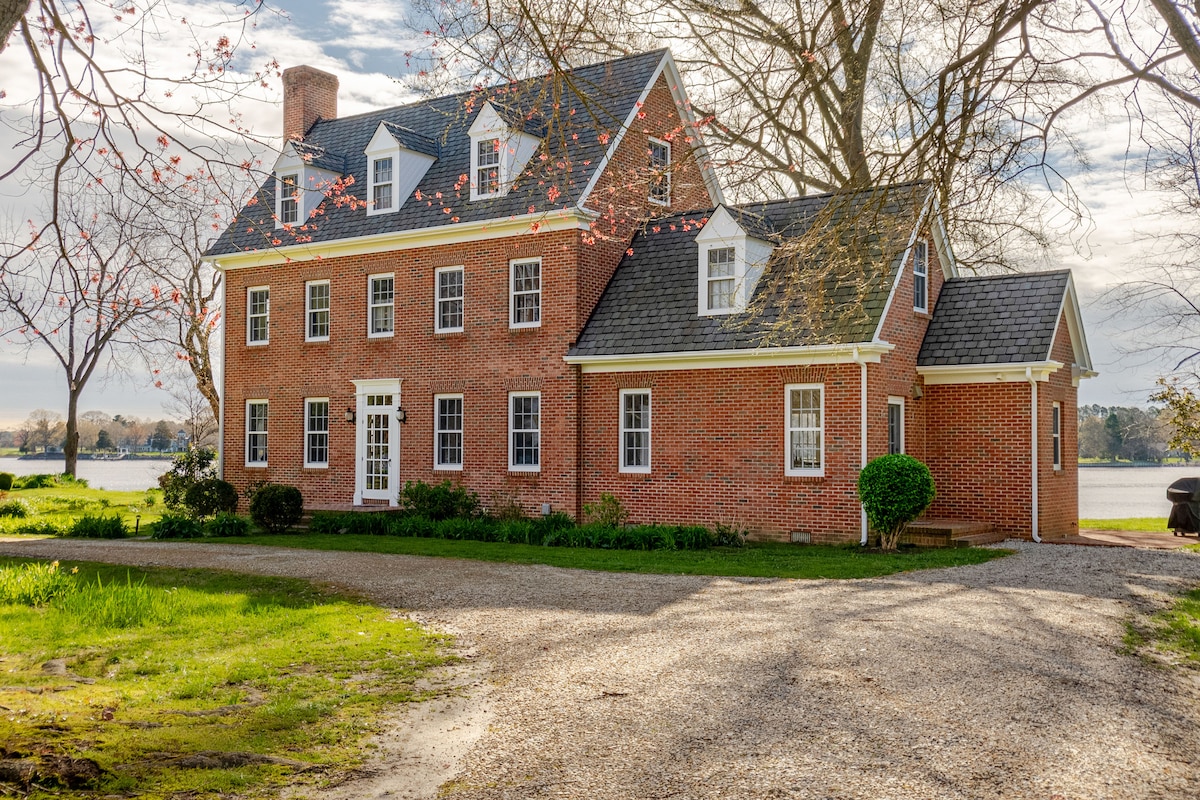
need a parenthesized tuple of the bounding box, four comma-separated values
(353, 379, 400, 505)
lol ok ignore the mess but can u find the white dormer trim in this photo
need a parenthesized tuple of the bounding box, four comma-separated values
(272, 143, 342, 229)
(364, 122, 437, 216)
(468, 102, 541, 201)
(695, 206, 772, 316)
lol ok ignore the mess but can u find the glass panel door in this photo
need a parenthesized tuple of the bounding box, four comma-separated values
(364, 394, 392, 496)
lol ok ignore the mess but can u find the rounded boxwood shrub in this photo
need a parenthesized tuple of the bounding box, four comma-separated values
(151, 514, 204, 540)
(184, 478, 239, 519)
(0, 472, 14, 491)
(249, 484, 304, 534)
(205, 512, 250, 538)
(857, 454, 936, 551)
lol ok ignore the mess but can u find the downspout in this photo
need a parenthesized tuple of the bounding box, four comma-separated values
(216, 276, 225, 480)
(855, 346, 868, 545)
(1026, 367, 1041, 543)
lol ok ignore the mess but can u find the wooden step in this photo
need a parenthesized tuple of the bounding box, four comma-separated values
(900, 519, 999, 548)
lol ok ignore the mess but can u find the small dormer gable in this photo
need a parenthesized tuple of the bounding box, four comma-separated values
(695, 205, 776, 316)
(364, 122, 439, 217)
(272, 142, 345, 229)
(467, 101, 542, 201)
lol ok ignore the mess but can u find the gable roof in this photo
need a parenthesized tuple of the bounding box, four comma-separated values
(568, 182, 928, 358)
(207, 50, 706, 258)
(917, 271, 1072, 367)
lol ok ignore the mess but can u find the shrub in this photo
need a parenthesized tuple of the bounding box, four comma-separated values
(70, 513, 129, 539)
(143, 492, 157, 508)
(0, 472, 14, 491)
(857, 454, 937, 551)
(676, 525, 717, 550)
(402, 479, 480, 520)
(582, 493, 628, 527)
(488, 491, 527, 521)
(0, 499, 30, 518)
(309, 511, 392, 536)
(57, 473, 88, 488)
(205, 512, 250, 538)
(537, 510, 576, 533)
(184, 478, 239, 518)
(249, 484, 304, 534)
(0, 560, 77, 606)
(17, 474, 57, 489)
(151, 514, 205, 540)
(157, 446, 218, 510)
(713, 521, 748, 548)
(12, 521, 65, 536)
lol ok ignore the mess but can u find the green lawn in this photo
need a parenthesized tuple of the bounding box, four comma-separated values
(0, 484, 163, 536)
(208, 533, 1012, 579)
(1080, 518, 1170, 532)
(0, 558, 450, 799)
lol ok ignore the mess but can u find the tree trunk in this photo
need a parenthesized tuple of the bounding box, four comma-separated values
(0, 0, 30, 53)
(63, 388, 80, 477)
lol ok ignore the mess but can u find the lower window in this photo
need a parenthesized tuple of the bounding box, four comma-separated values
(435, 394, 463, 469)
(509, 392, 540, 471)
(887, 397, 905, 455)
(620, 389, 651, 472)
(305, 399, 329, 467)
(246, 400, 268, 466)
(786, 384, 823, 476)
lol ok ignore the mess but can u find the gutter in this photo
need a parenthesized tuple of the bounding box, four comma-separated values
(1027, 366, 1041, 543)
(855, 346, 868, 545)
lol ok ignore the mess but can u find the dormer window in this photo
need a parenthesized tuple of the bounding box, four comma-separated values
(476, 139, 501, 196)
(372, 157, 394, 212)
(695, 206, 774, 317)
(648, 138, 671, 205)
(705, 247, 736, 311)
(279, 174, 299, 225)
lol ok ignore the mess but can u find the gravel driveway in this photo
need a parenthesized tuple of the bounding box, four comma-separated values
(2, 537, 1198, 799)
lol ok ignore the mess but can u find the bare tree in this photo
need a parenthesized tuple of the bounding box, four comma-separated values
(19, 408, 64, 453)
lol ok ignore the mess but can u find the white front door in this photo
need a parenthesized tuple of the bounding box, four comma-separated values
(353, 379, 401, 505)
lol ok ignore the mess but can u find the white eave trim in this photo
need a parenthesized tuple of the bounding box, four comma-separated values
(1049, 272, 1096, 375)
(564, 342, 894, 373)
(205, 207, 596, 270)
(917, 361, 1064, 385)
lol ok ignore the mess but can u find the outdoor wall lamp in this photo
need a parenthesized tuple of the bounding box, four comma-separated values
(345, 407, 356, 424)
(395, 407, 407, 424)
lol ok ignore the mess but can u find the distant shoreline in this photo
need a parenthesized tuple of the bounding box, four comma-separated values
(1, 454, 174, 462)
(1078, 462, 1196, 468)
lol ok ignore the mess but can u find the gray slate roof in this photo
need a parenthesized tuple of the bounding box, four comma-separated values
(569, 183, 927, 356)
(917, 271, 1070, 366)
(207, 50, 669, 256)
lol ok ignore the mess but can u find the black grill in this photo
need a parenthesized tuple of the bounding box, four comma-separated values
(1166, 477, 1200, 536)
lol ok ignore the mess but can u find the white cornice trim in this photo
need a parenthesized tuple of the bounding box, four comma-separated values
(205, 207, 596, 271)
(564, 342, 894, 373)
(917, 361, 1065, 385)
(1050, 272, 1096, 375)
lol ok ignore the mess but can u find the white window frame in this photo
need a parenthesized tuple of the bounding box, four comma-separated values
(435, 266, 465, 334)
(1052, 401, 1062, 471)
(368, 273, 395, 338)
(369, 155, 395, 215)
(278, 173, 299, 225)
(247, 286, 270, 346)
(245, 400, 268, 467)
(619, 389, 652, 473)
(474, 137, 502, 198)
(703, 245, 737, 315)
(434, 393, 464, 471)
(305, 280, 330, 342)
(304, 398, 329, 468)
(508, 391, 541, 472)
(913, 239, 929, 313)
(647, 137, 671, 206)
(509, 258, 542, 329)
(785, 384, 824, 478)
(887, 396, 906, 455)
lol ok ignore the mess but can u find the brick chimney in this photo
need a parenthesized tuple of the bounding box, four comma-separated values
(282, 66, 339, 141)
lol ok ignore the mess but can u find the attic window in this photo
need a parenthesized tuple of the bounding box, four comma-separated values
(372, 157, 394, 212)
(476, 139, 501, 196)
(648, 138, 671, 205)
(913, 239, 928, 312)
(705, 247, 736, 312)
(279, 174, 299, 225)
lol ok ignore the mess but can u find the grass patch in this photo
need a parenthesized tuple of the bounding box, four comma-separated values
(0, 558, 450, 798)
(1138, 587, 1200, 669)
(1080, 517, 1170, 532)
(0, 485, 162, 537)
(207, 533, 1011, 579)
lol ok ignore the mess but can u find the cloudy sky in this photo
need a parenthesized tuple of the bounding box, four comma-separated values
(0, 0, 1181, 428)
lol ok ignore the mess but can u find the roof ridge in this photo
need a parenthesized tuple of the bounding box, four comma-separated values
(946, 270, 1071, 283)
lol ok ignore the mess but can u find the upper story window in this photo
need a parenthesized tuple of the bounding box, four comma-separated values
(306, 280, 330, 342)
(247, 286, 270, 345)
(369, 274, 395, 337)
(786, 384, 824, 477)
(436, 266, 464, 333)
(475, 139, 501, 197)
(913, 239, 929, 312)
(510, 258, 541, 329)
(648, 138, 671, 205)
(705, 247, 736, 313)
(246, 400, 268, 466)
(279, 174, 299, 225)
(305, 398, 329, 468)
(372, 157, 394, 212)
(620, 389, 651, 473)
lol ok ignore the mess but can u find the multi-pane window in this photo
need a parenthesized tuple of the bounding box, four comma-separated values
(246, 400, 268, 466)
(436, 266, 464, 333)
(305, 399, 329, 467)
(786, 385, 823, 476)
(510, 259, 541, 328)
(279, 173, 299, 224)
(372, 157, 394, 212)
(476, 138, 501, 196)
(369, 274, 394, 336)
(306, 280, 330, 341)
(888, 397, 905, 455)
(620, 390, 651, 472)
(1052, 402, 1062, 470)
(648, 138, 671, 205)
(913, 239, 928, 312)
(706, 247, 736, 312)
(509, 392, 540, 471)
(435, 394, 463, 470)
(247, 287, 270, 345)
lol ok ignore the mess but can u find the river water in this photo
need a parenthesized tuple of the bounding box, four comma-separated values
(0, 458, 1192, 518)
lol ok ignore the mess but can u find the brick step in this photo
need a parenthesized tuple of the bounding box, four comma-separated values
(900, 519, 998, 548)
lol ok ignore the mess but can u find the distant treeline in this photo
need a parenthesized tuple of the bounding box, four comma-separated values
(1077, 404, 1183, 463)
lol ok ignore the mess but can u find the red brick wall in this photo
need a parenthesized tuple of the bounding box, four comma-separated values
(1038, 315, 1079, 536)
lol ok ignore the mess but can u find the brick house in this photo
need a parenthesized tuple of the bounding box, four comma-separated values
(206, 49, 1095, 543)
